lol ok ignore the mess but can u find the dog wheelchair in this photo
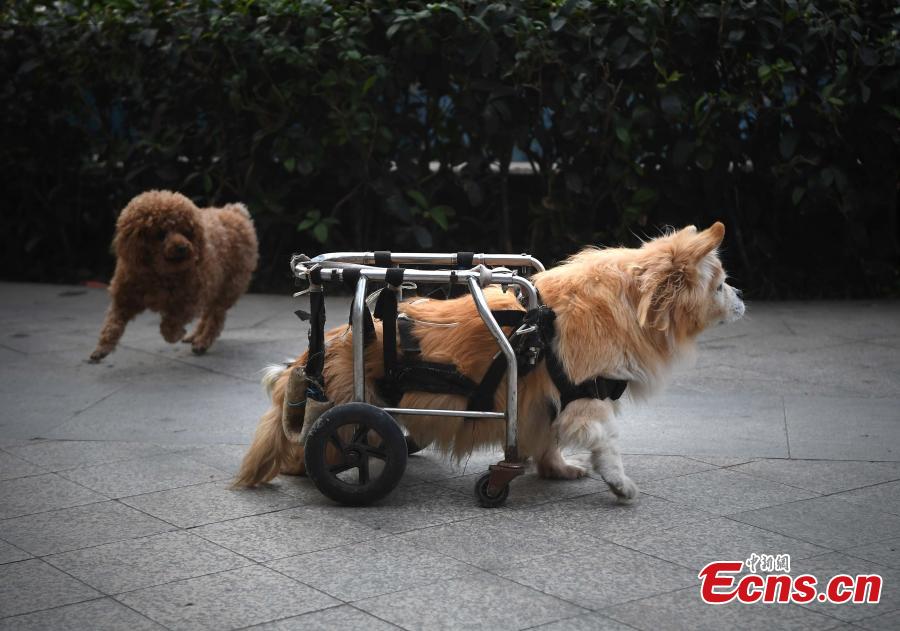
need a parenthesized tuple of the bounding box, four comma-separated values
(287, 251, 627, 508)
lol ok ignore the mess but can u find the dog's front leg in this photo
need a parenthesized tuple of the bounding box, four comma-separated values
(90, 298, 143, 362)
(556, 399, 638, 500)
(159, 313, 190, 344)
(588, 419, 638, 500)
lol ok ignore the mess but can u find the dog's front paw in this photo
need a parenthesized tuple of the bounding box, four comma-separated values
(191, 343, 208, 355)
(89, 348, 109, 363)
(181, 332, 196, 344)
(607, 475, 639, 501)
(161, 325, 187, 344)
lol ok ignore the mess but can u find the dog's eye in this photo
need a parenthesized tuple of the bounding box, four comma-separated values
(183, 228, 194, 239)
(155, 229, 166, 241)
(716, 283, 724, 292)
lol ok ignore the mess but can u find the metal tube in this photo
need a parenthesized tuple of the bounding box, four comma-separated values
(308, 252, 544, 272)
(467, 276, 518, 457)
(382, 407, 505, 419)
(351, 276, 368, 402)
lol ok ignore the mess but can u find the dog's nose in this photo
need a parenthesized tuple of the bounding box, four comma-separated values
(174, 244, 188, 255)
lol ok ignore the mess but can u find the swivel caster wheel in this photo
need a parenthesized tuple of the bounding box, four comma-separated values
(305, 403, 407, 506)
(474, 472, 510, 508)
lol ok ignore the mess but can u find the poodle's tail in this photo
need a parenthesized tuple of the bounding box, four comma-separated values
(233, 362, 304, 488)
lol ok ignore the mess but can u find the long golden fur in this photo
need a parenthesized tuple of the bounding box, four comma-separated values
(90, 189, 258, 361)
(235, 223, 744, 496)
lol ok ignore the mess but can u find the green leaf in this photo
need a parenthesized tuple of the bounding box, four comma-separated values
(615, 126, 630, 143)
(406, 189, 428, 209)
(313, 222, 329, 243)
(283, 157, 296, 172)
(362, 75, 376, 95)
(429, 205, 452, 230)
(791, 187, 805, 205)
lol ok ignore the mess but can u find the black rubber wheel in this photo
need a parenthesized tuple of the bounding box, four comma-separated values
(305, 403, 407, 506)
(405, 435, 432, 456)
(474, 472, 510, 508)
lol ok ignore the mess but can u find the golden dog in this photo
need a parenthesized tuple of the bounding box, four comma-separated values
(235, 223, 744, 498)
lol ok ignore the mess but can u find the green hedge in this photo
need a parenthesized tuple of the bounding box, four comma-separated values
(2, 0, 898, 296)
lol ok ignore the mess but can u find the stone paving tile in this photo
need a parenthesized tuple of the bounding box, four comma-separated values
(603, 586, 845, 631)
(606, 516, 829, 571)
(785, 395, 900, 461)
(436, 471, 609, 508)
(402, 451, 469, 483)
(640, 468, 818, 515)
(843, 537, 900, 569)
(59, 452, 229, 498)
(354, 570, 585, 631)
(7, 440, 174, 471)
(619, 392, 789, 458)
(0, 473, 106, 519)
(396, 513, 605, 570)
(0, 559, 100, 617)
(268, 536, 474, 602)
(116, 565, 339, 631)
(0, 450, 45, 481)
(495, 542, 696, 610)
(0, 597, 164, 630)
(45, 531, 251, 594)
(120, 480, 316, 528)
(732, 496, 900, 550)
(832, 480, 900, 517)
(531, 612, 636, 630)
(0, 539, 31, 565)
(249, 605, 401, 630)
(335, 483, 486, 534)
(183, 444, 248, 476)
(507, 491, 715, 541)
(615, 454, 717, 484)
(792, 552, 900, 622)
(192, 505, 384, 563)
(686, 455, 759, 467)
(1, 500, 173, 556)
(731, 459, 900, 494)
(855, 610, 900, 630)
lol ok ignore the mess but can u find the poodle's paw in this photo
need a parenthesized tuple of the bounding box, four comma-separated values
(538, 459, 589, 480)
(181, 332, 196, 344)
(191, 343, 208, 355)
(607, 475, 639, 501)
(88, 348, 108, 363)
(161, 324, 187, 344)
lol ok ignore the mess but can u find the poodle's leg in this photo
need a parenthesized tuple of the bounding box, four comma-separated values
(536, 444, 588, 480)
(90, 298, 143, 362)
(189, 307, 226, 355)
(159, 313, 191, 344)
(587, 419, 638, 500)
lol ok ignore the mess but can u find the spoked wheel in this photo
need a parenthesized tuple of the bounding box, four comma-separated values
(474, 472, 510, 508)
(305, 403, 407, 506)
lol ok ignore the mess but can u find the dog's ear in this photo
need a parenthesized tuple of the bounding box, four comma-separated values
(112, 209, 145, 266)
(635, 256, 682, 332)
(686, 221, 725, 262)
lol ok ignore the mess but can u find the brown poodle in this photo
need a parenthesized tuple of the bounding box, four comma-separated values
(90, 190, 258, 361)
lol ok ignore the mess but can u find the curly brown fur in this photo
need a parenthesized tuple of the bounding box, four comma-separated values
(90, 190, 258, 361)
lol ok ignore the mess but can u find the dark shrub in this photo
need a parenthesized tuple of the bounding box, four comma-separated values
(1, 0, 897, 296)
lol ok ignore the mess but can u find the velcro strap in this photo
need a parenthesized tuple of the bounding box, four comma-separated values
(398, 317, 421, 354)
(468, 354, 509, 411)
(374, 250, 392, 267)
(457, 251, 475, 268)
(385, 267, 405, 287)
(342, 267, 361, 290)
(489, 310, 526, 328)
(309, 267, 322, 284)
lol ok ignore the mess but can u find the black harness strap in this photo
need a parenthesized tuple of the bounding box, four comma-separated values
(373, 269, 405, 405)
(305, 269, 327, 399)
(397, 316, 421, 355)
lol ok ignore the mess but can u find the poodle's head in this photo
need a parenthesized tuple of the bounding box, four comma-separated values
(114, 190, 205, 275)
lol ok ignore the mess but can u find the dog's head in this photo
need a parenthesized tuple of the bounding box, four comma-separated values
(113, 190, 205, 276)
(633, 222, 744, 341)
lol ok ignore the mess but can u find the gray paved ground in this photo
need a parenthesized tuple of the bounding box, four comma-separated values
(0, 281, 899, 630)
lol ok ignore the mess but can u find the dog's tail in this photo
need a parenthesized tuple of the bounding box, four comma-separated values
(233, 361, 304, 488)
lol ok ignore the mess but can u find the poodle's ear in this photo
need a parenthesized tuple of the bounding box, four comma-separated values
(112, 210, 145, 266)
